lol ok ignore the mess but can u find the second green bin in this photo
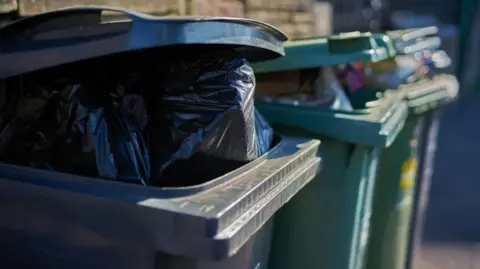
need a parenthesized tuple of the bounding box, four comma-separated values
(364, 78, 457, 269)
(361, 28, 458, 269)
(252, 33, 408, 269)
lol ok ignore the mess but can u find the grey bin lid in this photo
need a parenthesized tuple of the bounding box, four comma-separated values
(0, 6, 287, 79)
(0, 137, 321, 260)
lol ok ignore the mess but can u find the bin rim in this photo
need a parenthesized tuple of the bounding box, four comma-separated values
(398, 74, 458, 114)
(255, 93, 408, 147)
(0, 136, 321, 260)
(395, 37, 441, 55)
(0, 5, 287, 79)
(251, 32, 390, 73)
(359, 75, 458, 115)
(387, 27, 439, 42)
(372, 33, 397, 57)
(386, 27, 441, 55)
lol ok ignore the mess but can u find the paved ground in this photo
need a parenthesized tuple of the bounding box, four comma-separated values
(413, 92, 480, 269)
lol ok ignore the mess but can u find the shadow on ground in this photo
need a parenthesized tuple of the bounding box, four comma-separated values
(423, 93, 480, 243)
(414, 92, 480, 269)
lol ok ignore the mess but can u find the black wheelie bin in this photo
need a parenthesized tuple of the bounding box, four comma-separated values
(0, 6, 321, 269)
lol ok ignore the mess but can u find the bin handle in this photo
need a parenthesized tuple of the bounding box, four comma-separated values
(0, 6, 149, 39)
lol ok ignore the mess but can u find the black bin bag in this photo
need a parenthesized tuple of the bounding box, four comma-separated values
(0, 5, 282, 186)
(0, 51, 273, 187)
(0, 70, 150, 184)
(149, 51, 273, 186)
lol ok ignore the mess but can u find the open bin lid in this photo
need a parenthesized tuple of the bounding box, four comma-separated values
(0, 6, 287, 79)
(395, 74, 458, 114)
(256, 92, 408, 148)
(251, 32, 390, 73)
(386, 27, 441, 55)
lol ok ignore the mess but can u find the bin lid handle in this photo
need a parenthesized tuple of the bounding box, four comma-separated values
(0, 6, 154, 38)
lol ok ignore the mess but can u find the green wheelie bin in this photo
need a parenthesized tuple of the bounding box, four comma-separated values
(251, 32, 409, 269)
(358, 28, 459, 269)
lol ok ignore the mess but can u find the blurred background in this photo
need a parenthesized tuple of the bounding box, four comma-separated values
(1, 0, 479, 268)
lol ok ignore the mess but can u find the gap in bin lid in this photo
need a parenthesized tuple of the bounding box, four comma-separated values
(0, 6, 287, 80)
(251, 31, 389, 73)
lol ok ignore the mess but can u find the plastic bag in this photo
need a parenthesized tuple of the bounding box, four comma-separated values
(66, 82, 150, 184)
(319, 67, 353, 110)
(0, 51, 273, 187)
(0, 77, 68, 167)
(148, 54, 273, 187)
(356, 54, 432, 89)
(0, 73, 150, 185)
(256, 67, 353, 111)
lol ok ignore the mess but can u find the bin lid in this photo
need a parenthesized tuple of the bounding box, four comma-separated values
(372, 34, 397, 57)
(398, 74, 458, 114)
(387, 27, 441, 55)
(256, 92, 408, 147)
(251, 32, 389, 73)
(0, 6, 287, 79)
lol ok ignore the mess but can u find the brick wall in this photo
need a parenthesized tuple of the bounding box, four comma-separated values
(193, 0, 315, 39)
(8, 0, 184, 15)
(192, 0, 245, 17)
(246, 10, 313, 39)
(1, 0, 315, 39)
(0, 0, 16, 13)
(244, 0, 314, 39)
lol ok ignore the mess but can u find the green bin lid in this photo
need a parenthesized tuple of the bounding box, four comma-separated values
(252, 32, 389, 73)
(398, 74, 458, 114)
(355, 75, 458, 116)
(256, 92, 408, 147)
(386, 27, 441, 55)
(372, 34, 397, 57)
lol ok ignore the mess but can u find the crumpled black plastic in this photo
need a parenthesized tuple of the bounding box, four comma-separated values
(65, 82, 150, 184)
(0, 74, 150, 184)
(0, 52, 273, 187)
(148, 54, 273, 187)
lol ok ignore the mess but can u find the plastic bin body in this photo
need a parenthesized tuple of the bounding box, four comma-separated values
(0, 137, 321, 269)
(0, 180, 273, 269)
(364, 75, 458, 269)
(362, 29, 454, 269)
(254, 94, 407, 269)
(0, 181, 273, 269)
(0, 6, 324, 269)
(266, 136, 379, 269)
(404, 110, 442, 269)
(251, 32, 407, 269)
(365, 117, 423, 269)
